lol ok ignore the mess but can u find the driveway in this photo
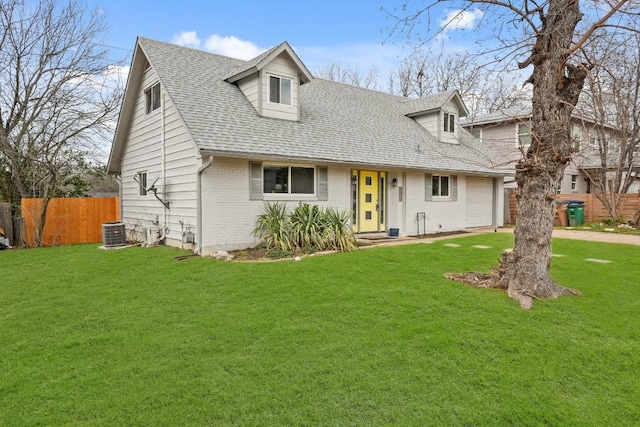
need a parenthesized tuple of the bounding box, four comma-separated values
(492, 227, 640, 246)
(367, 227, 640, 247)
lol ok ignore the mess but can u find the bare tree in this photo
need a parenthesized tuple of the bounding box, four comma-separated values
(389, 1, 640, 309)
(314, 63, 380, 90)
(387, 49, 531, 118)
(575, 33, 640, 220)
(0, 0, 122, 246)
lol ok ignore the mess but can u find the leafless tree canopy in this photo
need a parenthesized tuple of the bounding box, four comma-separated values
(314, 63, 381, 90)
(0, 0, 123, 245)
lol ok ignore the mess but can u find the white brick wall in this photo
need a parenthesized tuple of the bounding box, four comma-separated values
(199, 158, 351, 254)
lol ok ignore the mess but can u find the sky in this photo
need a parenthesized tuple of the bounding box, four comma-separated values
(86, 0, 489, 82)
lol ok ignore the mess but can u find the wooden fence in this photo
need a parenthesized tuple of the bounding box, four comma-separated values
(507, 192, 640, 224)
(21, 197, 120, 247)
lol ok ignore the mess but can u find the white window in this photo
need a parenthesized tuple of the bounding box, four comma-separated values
(573, 126, 582, 151)
(145, 83, 161, 114)
(518, 123, 531, 148)
(443, 113, 455, 133)
(571, 175, 578, 191)
(269, 76, 292, 105)
(263, 165, 314, 194)
(137, 171, 148, 196)
(432, 175, 450, 197)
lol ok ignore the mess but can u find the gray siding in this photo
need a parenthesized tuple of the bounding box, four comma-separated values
(120, 64, 200, 245)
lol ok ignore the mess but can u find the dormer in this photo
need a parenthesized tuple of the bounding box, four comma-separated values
(226, 42, 313, 121)
(405, 91, 469, 144)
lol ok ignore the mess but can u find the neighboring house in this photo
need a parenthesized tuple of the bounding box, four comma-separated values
(462, 107, 640, 194)
(107, 38, 505, 255)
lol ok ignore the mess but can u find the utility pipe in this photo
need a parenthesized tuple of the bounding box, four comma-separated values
(194, 154, 213, 254)
(161, 87, 167, 242)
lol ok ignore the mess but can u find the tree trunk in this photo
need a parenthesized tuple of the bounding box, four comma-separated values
(448, 0, 586, 309)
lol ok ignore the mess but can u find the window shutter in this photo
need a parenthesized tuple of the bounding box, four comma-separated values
(317, 167, 328, 201)
(451, 176, 458, 201)
(249, 162, 263, 200)
(425, 173, 432, 201)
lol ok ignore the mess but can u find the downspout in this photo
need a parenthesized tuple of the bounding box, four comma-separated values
(116, 175, 123, 221)
(160, 88, 167, 242)
(194, 154, 214, 255)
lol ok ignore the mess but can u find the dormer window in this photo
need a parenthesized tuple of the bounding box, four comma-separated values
(269, 76, 291, 105)
(444, 113, 455, 133)
(145, 83, 161, 114)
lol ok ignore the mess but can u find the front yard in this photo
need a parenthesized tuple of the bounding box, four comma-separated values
(1, 234, 639, 425)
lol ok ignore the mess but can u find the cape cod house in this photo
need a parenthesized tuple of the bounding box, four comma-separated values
(107, 38, 505, 255)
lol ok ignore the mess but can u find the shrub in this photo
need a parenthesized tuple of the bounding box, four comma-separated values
(322, 207, 358, 252)
(253, 202, 357, 254)
(290, 202, 326, 249)
(253, 202, 292, 251)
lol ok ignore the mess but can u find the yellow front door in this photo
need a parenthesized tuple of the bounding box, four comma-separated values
(357, 170, 386, 233)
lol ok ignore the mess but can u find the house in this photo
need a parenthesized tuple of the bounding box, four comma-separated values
(107, 38, 506, 255)
(462, 107, 640, 194)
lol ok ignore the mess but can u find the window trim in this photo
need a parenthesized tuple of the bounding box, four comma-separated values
(137, 171, 148, 196)
(250, 162, 328, 201)
(517, 122, 532, 148)
(425, 173, 457, 201)
(145, 82, 161, 114)
(262, 163, 316, 196)
(432, 175, 451, 198)
(571, 174, 578, 191)
(268, 75, 292, 105)
(443, 112, 455, 133)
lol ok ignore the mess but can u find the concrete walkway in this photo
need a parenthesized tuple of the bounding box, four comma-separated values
(365, 227, 640, 247)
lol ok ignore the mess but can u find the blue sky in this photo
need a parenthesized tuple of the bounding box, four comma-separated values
(88, 0, 487, 78)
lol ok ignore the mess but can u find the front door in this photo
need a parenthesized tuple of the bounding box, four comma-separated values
(354, 170, 386, 233)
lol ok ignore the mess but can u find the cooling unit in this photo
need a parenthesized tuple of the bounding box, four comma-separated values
(102, 222, 126, 247)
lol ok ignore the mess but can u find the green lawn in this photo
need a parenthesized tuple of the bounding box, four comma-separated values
(1, 234, 639, 426)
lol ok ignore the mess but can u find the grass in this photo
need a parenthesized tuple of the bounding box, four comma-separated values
(1, 234, 639, 426)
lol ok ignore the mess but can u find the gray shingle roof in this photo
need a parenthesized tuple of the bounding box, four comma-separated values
(460, 106, 532, 126)
(111, 37, 504, 175)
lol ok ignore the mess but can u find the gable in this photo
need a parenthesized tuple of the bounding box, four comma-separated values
(407, 92, 468, 144)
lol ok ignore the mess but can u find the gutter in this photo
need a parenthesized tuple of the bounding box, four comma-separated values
(194, 154, 214, 255)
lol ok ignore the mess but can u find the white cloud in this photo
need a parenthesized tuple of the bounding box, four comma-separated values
(203, 35, 266, 60)
(171, 31, 202, 49)
(169, 32, 267, 60)
(440, 8, 484, 30)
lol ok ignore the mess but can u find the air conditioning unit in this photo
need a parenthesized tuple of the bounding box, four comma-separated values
(143, 226, 159, 246)
(102, 222, 126, 247)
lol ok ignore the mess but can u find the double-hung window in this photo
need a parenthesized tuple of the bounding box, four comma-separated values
(425, 173, 457, 201)
(432, 175, 450, 197)
(443, 113, 455, 133)
(518, 123, 531, 148)
(145, 83, 161, 114)
(263, 165, 314, 194)
(137, 171, 148, 196)
(571, 175, 578, 191)
(269, 76, 292, 105)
